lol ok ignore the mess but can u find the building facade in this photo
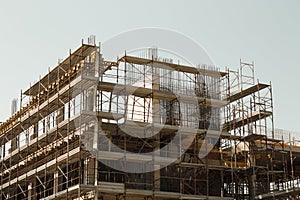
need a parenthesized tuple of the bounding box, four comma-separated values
(0, 40, 299, 200)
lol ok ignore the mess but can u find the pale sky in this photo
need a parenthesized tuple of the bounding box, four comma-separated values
(0, 0, 299, 132)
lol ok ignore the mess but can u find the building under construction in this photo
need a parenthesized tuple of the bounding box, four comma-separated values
(0, 38, 300, 200)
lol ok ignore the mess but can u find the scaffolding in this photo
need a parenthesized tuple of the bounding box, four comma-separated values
(0, 38, 300, 200)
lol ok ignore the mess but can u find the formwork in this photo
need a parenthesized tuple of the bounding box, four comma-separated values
(0, 38, 300, 200)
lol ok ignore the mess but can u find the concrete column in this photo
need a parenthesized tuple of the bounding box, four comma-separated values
(56, 106, 64, 124)
(247, 173, 256, 200)
(94, 159, 98, 199)
(28, 183, 32, 200)
(84, 158, 88, 185)
(93, 122, 99, 150)
(84, 158, 96, 185)
(152, 72, 160, 191)
(87, 87, 95, 112)
(54, 171, 59, 195)
(11, 137, 17, 152)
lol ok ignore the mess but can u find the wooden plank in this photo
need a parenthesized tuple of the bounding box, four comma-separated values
(119, 55, 227, 77)
(223, 110, 272, 132)
(227, 83, 269, 102)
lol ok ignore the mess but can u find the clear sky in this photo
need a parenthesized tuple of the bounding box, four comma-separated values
(0, 0, 299, 132)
